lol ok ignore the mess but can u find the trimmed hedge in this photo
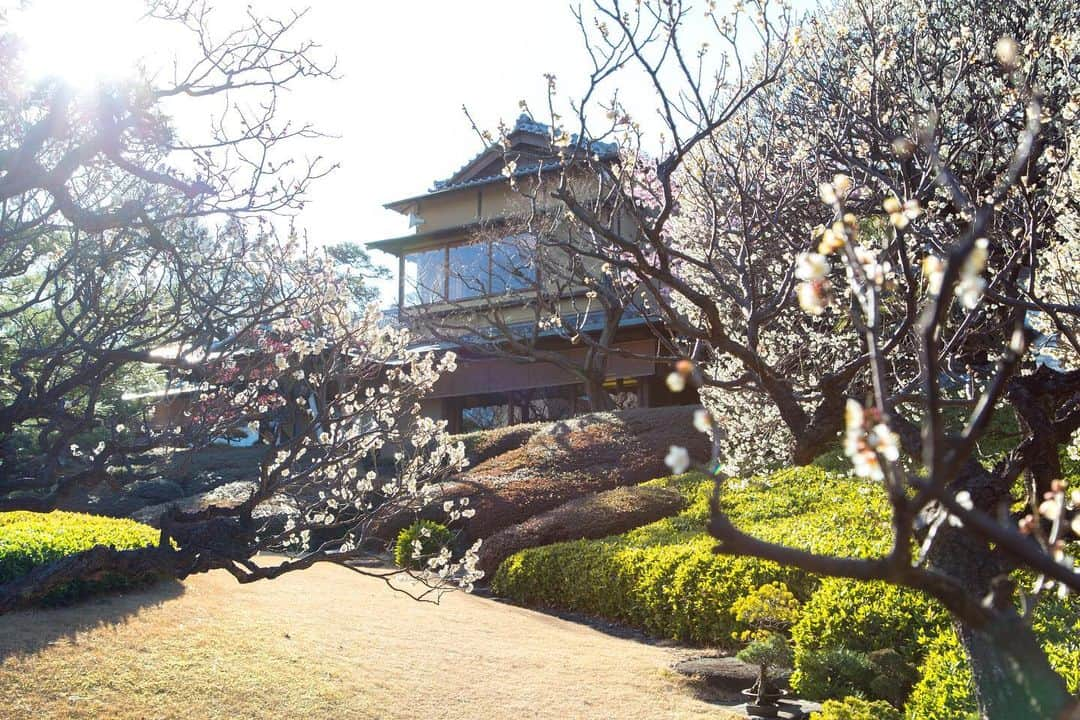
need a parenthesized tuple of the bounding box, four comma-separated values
(790, 578, 948, 703)
(494, 467, 893, 647)
(904, 591, 1080, 719)
(492, 463, 1080, 716)
(811, 697, 901, 720)
(0, 510, 162, 604)
(904, 631, 978, 720)
(1032, 575, 1080, 695)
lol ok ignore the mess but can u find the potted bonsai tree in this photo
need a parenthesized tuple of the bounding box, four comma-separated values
(731, 583, 801, 717)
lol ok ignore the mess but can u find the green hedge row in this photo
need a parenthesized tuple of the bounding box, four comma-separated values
(493, 467, 893, 647)
(902, 590, 1080, 720)
(791, 578, 948, 704)
(494, 465, 1080, 716)
(811, 696, 901, 720)
(0, 510, 163, 604)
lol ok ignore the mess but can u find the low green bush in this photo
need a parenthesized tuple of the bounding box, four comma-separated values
(0, 510, 162, 604)
(811, 696, 902, 720)
(905, 591, 1080, 720)
(394, 520, 453, 570)
(791, 578, 948, 704)
(1033, 592, 1080, 693)
(793, 647, 877, 704)
(904, 631, 978, 720)
(494, 467, 892, 647)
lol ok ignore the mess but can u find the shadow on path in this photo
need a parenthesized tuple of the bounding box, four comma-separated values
(0, 578, 185, 661)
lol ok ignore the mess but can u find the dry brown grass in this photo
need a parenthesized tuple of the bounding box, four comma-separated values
(0, 562, 734, 720)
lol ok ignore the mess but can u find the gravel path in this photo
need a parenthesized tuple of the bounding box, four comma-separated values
(0, 562, 733, 720)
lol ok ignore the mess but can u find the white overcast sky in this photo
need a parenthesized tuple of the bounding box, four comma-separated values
(8, 0, 806, 303)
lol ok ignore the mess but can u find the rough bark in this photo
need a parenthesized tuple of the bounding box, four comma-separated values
(584, 375, 615, 412)
(927, 516, 1077, 719)
(961, 619, 1078, 720)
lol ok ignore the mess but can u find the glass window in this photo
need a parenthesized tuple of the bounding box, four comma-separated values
(491, 233, 537, 294)
(448, 243, 490, 300)
(461, 404, 508, 432)
(403, 248, 445, 305)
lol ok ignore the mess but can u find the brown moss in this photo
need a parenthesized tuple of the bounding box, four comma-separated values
(369, 405, 709, 545)
(475, 484, 686, 576)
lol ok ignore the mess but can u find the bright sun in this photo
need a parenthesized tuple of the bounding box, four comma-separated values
(13, 0, 154, 87)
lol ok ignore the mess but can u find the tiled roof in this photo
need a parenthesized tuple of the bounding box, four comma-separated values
(430, 113, 619, 193)
(511, 112, 551, 136)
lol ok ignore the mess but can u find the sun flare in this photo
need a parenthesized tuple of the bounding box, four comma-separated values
(11, 0, 152, 88)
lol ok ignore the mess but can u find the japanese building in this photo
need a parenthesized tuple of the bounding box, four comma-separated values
(367, 114, 695, 432)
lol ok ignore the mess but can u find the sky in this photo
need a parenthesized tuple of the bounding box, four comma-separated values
(6, 0, 797, 304)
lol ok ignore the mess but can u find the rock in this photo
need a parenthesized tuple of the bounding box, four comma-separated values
(672, 656, 792, 693)
(476, 484, 686, 576)
(128, 477, 186, 503)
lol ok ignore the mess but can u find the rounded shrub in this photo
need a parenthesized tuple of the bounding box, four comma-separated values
(394, 520, 453, 570)
(791, 577, 947, 704)
(904, 631, 978, 720)
(0, 510, 163, 604)
(811, 696, 901, 720)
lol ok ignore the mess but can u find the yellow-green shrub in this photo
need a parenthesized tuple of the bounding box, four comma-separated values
(812, 697, 902, 720)
(791, 578, 949, 703)
(905, 592, 1080, 720)
(1033, 590, 1080, 693)
(904, 631, 978, 720)
(0, 510, 162, 604)
(394, 520, 453, 570)
(494, 467, 893, 647)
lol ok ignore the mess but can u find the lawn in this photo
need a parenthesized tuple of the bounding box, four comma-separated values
(0, 560, 734, 720)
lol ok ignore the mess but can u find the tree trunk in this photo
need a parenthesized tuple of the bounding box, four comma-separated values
(928, 525, 1076, 719)
(584, 375, 614, 411)
(961, 619, 1078, 719)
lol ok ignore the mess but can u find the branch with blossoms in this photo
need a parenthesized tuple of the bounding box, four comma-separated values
(0, 249, 483, 611)
(555, 0, 1080, 716)
(0, 1, 337, 507)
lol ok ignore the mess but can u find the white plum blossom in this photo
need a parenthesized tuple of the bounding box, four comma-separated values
(957, 239, 989, 309)
(843, 399, 899, 482)
(693, 408, 712, 434)
(666, 371, 687, 393)
(795, 252, 829, 281)
(922, 255, 946, 296)
(665, 445, 691, 475)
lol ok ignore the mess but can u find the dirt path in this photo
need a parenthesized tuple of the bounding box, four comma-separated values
(0, 563, 731, 720)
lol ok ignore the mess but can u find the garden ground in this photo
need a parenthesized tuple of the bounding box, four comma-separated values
(0, 560, 734, 720)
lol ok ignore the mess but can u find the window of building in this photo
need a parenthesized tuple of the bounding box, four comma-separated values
(461, 404, 509, 432)
(448, 242, 490, 300)
(403, 247, 445, 305)
(491, 233, 537, 294)
(401, 233, 539, 306)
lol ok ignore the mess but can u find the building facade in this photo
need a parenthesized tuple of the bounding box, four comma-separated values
(368, 114, 695, 433)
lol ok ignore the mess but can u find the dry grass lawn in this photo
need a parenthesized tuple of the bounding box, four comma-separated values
(0, 562, 732, 720)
